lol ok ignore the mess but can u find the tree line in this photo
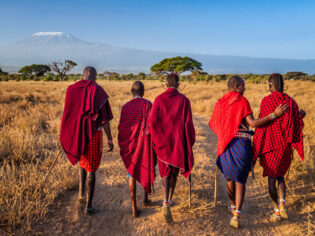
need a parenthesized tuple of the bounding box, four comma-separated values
(0, 57, 314, 82)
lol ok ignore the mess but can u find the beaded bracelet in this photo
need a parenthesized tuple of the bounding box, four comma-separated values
(269, 113, 276, 120)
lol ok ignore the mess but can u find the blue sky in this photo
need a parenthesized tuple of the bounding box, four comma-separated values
(0, 0, 315, 59)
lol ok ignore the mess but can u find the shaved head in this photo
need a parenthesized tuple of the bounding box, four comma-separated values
(131, 81, 144, 97)
(83, 66, 97, 81)
(227, 76, 244, 89)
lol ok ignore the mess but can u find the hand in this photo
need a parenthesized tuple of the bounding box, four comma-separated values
(107, 140, 114, 152)
(300, 109, 306, 118)
(274, 104, 288, 117)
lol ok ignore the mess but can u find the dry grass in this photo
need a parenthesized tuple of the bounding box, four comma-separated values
(0, 80, 314, 231)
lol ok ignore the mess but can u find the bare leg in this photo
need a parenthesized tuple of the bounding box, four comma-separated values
(277, 176, 286, 201)
(169, 173, 178, 201)
(227, 180, 236, 206)
(128, 177, 138, 215)
(235, 182, 245, 211)
(162, 175, 171, 202)
(79, 167, 87, 200)
(143, 190, 149, 202)
(268, 177, 279, 209)
(86, 171, 96, 209)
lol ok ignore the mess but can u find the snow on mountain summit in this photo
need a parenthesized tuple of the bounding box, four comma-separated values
(32, 32, 68, 37)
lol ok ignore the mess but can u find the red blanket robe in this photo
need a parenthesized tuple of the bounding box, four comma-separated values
(60, 80, 113, 165)
(118, 98, 156, 193)
(148, 88, 195, 178)
(209, 92, 253, 158)
(254, 91, 304, 162)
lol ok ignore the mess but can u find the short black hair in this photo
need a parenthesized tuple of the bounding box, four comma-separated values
(166, 73, 179, 88)
(131, 81, 144, 96)
(83, 66, 97, 81)
(269, 73, 284, 92)
(227, 76, 244, 89)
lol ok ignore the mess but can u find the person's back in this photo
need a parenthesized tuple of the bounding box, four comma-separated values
(118, 81, 156, 217)
(253, 73, 304, 222)
(148, 73, 195, 223)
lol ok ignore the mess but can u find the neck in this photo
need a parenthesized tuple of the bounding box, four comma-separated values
(133, 95, 142, 99)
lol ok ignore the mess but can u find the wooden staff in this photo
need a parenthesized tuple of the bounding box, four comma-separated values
(152, 183, 155, 194)
(214, 166, 218, 206)
(189, 174, 192, 208)
(44, 146, 63, 183)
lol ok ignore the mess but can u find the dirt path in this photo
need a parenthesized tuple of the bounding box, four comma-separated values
(31, 115, 313, 235)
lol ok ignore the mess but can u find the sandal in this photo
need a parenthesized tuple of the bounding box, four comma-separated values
(279, 199, 288, 220)
(85, 207, 100, 215)
(143, 199, 152, 206)
(279, 205, 288, 220)
(162, 202, 173, 223)
(132, 209, 141, 218)
(270, 209, 281, 222)
(229, 210, 241, 229)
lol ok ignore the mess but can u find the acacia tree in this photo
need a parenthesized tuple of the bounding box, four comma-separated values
(50, 60, 77, 81)
(18, 64, 51, 79)
(150, 56, 202, 74)
(0, 68, 8, 75)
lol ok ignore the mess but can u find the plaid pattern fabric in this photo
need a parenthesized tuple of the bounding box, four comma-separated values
(216, 136, 252, 184)
(118, 98, 156, 193)
(260, 145, 292, 177)
(79, 130, 103, 172)
(253, 92, 304, 176)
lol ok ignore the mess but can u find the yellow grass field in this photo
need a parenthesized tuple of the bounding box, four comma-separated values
(0, 80, 314, 234)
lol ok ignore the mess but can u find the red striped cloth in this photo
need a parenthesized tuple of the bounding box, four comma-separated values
(148, 88, 195, 179)
(79, 130, 103, 172)
(209, 91, 253, 158)
(118, 98, 156, 193)
(253, 91, 304, 176)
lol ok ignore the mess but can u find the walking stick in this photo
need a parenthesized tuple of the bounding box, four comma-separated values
(214, 166, 218, 206)
(189, 174, 192, 208)
(44, 146, 63, 183)
(152, 183, 155, 194)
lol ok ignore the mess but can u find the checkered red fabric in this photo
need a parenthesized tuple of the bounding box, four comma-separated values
(118, 98, 156, 193)
(79, 130, 103, 172)
(259, 145, 293, 177)
(253, 91, 304, 176)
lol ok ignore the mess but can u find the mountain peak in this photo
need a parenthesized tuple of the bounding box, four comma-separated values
(32, 32, 69, 37)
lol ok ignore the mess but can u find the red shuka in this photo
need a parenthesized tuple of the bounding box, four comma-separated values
(254, 91, 304, 161)
(60, 80, 113, 165)
(148, 88, 195, 178)
(209, 92, 253, 157)
(118, 98, 156, 193)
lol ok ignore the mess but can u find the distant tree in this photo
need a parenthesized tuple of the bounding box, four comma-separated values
(150, 56, 202, 75)
(50, 60, 77, 81)
(18, 64, 51, 79)
(0, 68, 8, 75)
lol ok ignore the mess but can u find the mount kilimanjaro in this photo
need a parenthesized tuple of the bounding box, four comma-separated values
(1, 32, 315, 74)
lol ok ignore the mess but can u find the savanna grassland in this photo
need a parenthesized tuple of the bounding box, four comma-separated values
(0, 80, 314, 235)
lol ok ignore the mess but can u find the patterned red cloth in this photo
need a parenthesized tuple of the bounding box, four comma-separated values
(148, 88, 195, 179)
(80, 130, 103, 172)
(253, 91, 304, 176)
(209, 92, 253, 157)
(118, 98, 156, 193)
(60, 80, 113, 165)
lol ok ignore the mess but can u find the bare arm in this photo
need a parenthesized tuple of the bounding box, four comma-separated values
(245, 104, 288, 128)
(103, 121, 114, 152)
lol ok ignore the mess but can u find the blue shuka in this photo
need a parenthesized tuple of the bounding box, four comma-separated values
(216, 124, 253, 184)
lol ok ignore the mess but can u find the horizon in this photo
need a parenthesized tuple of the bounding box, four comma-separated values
(1, 0, 315, 60)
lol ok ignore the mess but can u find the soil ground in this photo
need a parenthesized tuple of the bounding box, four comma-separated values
(27, 116, 315, 235)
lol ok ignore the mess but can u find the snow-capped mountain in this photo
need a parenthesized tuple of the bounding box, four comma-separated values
(1, 32, 315, 74)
